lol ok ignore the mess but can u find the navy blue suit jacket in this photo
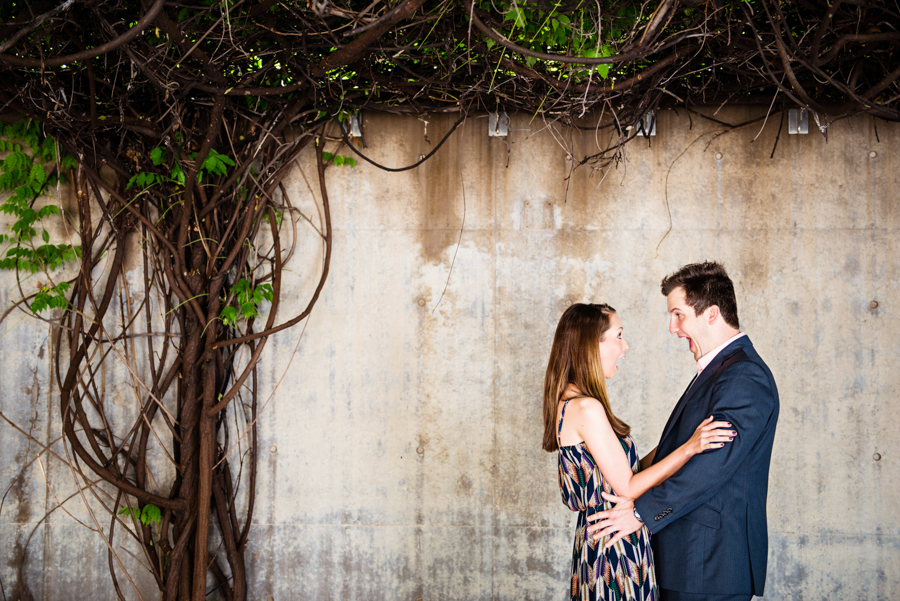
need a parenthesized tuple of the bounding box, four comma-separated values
(634, 336, 779, 595)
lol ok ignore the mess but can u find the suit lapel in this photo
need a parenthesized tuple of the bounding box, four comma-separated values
(657, 375, 698, 453)
(657, 336, 754, 452)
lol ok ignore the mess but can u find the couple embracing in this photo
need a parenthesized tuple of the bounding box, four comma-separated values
(544, 262, 780, 601)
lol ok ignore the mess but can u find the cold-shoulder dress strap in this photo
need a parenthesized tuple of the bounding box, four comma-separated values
(557, 394, 590, 443)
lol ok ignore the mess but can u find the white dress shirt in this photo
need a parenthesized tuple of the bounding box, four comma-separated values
(696, 332, 746, 373)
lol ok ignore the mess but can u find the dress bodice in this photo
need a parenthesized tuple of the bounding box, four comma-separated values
(558, 434, 639, 512)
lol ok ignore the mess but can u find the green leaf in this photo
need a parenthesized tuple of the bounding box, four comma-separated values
(504, 6, 526, 28)
(41, 137, 55, 162)
(220, 306, 238, 327)
(232, 279, 250, 297)
(241, 302, 257, 318)
(17, 206, 36, 224)
(16, 185, 32, 201)
(31, 292, 50, 314)
(171, 163, 185, 186)
(117, 506, 145, 523)
(40, 205, 60, 218)
(42, 229, 49, 243)
(580, 45, 612, 79)
(141, 504, 161, 526)
(5, 151, 28, 173)
(150, 147, 165, 166)
(29, 163, 47, 185)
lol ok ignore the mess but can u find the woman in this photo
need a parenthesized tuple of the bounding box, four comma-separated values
(543, 303, 734, 601)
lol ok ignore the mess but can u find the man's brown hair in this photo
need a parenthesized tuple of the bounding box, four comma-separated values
(661, 261, 740, 329)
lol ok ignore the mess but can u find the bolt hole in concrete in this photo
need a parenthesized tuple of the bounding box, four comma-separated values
(416, 446, 425, 455)
(417, 298, 426, 307)
(874, 453, 882, 462)
(715, 152, 724, 160)
(870, 151, 878, 158)
(270, 445, 277, 454)
(870, 300, 879, 309)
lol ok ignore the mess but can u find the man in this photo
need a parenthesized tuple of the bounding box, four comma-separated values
(589, 261, 779, 601)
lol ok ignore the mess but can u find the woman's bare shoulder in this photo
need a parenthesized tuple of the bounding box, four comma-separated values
(567, 396, 608, 421)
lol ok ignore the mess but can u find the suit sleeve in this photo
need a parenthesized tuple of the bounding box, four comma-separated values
(634, 360, 777, 532)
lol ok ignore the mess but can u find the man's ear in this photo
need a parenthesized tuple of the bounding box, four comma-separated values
(706, 305, 720, 325)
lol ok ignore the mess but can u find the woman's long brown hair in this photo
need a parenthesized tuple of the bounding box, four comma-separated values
(542, 303, 631, 452)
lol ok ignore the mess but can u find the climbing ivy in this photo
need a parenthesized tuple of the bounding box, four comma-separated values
(322, 152, 357, 168)
(0, 120, 81, 314)
(118, 503, 162, 527)
(220, 278, 274, 328)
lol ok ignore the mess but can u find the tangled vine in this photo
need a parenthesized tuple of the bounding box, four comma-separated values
(0, 1, 898, 600)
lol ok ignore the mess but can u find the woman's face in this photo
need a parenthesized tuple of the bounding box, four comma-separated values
(598, 313, 629, 379)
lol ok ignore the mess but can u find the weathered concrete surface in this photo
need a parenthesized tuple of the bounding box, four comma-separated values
(1, 108, 898, 600)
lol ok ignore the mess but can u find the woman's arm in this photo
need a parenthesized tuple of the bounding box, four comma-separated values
(574, 399, 733, 500)
(639, 447, 657, 471)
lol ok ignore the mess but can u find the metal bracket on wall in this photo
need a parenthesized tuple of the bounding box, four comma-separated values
(349, 113, 362, 137)
(637, 111, 656, 136)
(788, 108, 808, 134)
(489, 111, 509, 137)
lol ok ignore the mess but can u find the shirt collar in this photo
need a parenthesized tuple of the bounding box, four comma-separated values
(697, 332, 746, 373)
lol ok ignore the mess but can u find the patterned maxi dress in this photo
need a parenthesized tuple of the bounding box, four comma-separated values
(557, 397, 658, 601)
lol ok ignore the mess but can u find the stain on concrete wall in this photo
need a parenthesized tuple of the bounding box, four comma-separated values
(1, 108, 897, 600)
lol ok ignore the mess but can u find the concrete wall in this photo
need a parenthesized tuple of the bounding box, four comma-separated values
(1, 107, 898, 600)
